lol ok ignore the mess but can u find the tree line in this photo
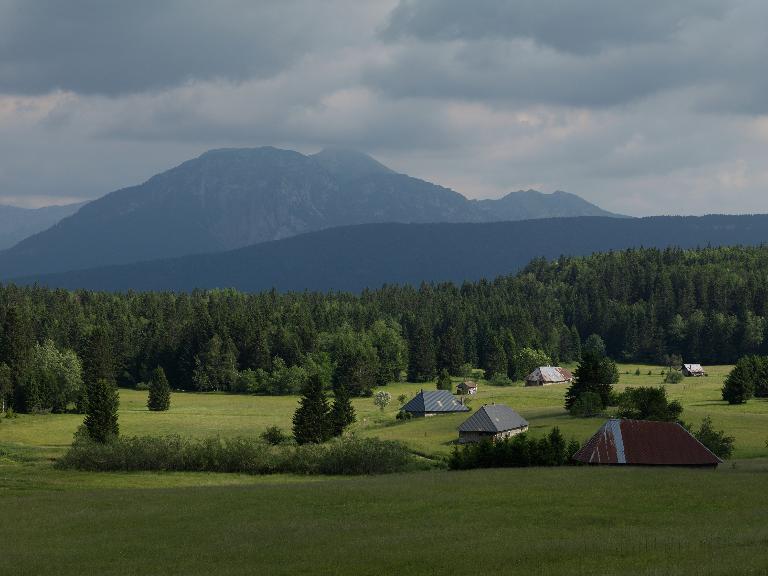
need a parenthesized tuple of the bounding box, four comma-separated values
(2, 245, 768, 412)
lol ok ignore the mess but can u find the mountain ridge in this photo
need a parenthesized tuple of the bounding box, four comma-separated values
(0, 146, 620, 279)
(10, 214, 768, 293)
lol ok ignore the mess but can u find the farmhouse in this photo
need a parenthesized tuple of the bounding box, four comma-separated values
(401, 389, 470, 417)
(525, 366, 573, 387)
(456, 380, 478, 395)
(682, 363, 706, 377)
(457, 404, 528, 443)
(573, 419, 721, 468)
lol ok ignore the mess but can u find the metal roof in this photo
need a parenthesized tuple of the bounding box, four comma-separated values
(573, 419, 721, 466)
(683, 364, 705, 372)
(402, 390, 470, 414)
(526, 366, 573, 382)
(458, 404, 528, 433)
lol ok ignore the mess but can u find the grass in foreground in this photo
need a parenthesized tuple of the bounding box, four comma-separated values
(2, 462, 767, 576)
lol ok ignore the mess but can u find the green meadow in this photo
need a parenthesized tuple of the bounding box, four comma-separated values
(2, 364, 767, 575)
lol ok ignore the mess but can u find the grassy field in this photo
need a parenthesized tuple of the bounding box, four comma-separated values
(2, 364, 767, 574)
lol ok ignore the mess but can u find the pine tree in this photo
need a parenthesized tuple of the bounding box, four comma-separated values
(436, 368, 453, 391)
(329, 381, 356, 437)
(565, 351, 619, 410)
(81, 326, 115, 387)
(721, 359, 755, 404)
(407, 320, 436, 382)
(482, 334, 507, 380)
(84, 378, 119, 442)
(147, 366, 171, 411)
(0, 307, 34, 411)
(292, 373, 331, 444)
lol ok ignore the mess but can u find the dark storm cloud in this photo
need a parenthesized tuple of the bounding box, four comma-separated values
(0, 0, 334, 95)
(382, 0, 725, 54)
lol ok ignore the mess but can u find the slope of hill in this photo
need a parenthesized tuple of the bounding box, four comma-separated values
(0, 202, 84, 250)
(0, 147, 619, 279)
(12, 214, 768, 293)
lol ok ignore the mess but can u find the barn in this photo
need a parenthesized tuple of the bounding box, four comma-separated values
(401, 389, 470, 418)
(456, 380, 478, 395)
(682, 364, 706, 377)
(457, 404, 529, 443)
(525, 366, 573, 387)
(573, 419, 721, 468)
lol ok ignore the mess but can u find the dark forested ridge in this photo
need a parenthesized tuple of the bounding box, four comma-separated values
(2, 245, 768, 412)
(13, 214, 768, 293)
(0, 147, 618, 279)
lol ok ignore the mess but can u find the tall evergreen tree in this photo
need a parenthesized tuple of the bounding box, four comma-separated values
(565, 351, 619, 410)
(329, 381, 355, 437)
(81, 326, 115, 387)
(84, 378, 119, 442)
(0, 306, 34, 411)
(436, 368, 453, 391)
(292, 373, 331, 444)
(147, 366, 171, 411)
(407, 320, 436, 382)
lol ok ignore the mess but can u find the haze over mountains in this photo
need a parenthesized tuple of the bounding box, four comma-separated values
(0, 202, 83, 250)
(0, 147, 619, 279)
(15, 215, 768, 293)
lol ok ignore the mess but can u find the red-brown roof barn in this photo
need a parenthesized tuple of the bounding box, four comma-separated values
(573, 419, 721, 468)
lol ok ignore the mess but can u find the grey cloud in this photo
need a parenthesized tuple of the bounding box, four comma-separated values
(382, 0, 725, 54)
(0, 0, 369, 95)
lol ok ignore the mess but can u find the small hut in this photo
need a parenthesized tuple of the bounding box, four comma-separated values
(573, 419, 721, 468)
(525, 366, 573, 387)
(401, 390, 470, 418)
(682, 364, 706, 377)
(456, 380, 478, 395)
(457, 404, 528, 443)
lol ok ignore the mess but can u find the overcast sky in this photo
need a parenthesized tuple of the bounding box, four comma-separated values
(1, 0, 767, 215)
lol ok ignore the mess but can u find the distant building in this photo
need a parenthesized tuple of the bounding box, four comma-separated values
(573, 419, 721, 468)
(456, 380, 478, 395)
(401, 389, 470, 418)
(525, 366, 573, 387)
(457, 404, 529, 444)
(682, 364, 706, 377)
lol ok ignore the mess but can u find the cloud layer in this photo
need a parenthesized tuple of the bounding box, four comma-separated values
(0, 0, 766, 215)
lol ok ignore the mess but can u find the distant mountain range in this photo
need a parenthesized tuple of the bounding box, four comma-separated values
(0, 147, 620, 279)
(13, 214, 768, 293)
(0, 202, 84, 250)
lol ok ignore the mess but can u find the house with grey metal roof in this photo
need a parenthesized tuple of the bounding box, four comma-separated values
(682, 363, 706, 377)
(401, 389, 470, 417)
(457, 404, 529, 443)
(525, 366, 573, 387)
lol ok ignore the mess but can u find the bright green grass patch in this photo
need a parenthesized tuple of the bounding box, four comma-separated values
(1, 462, 767, 576)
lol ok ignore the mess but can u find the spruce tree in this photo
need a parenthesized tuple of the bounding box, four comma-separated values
(147, 366, 171, 411)
(436, 368, 453, 391)
(84, 378, 119, 442)
(565, 350, 619, 410)
(292, 373, 331, 444)
(329, 381, 356, 437)
(721, 360, 755, 404)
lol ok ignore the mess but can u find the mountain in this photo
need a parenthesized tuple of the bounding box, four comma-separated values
(0, 202, 84, 250)
(0, 147, 619, 279)
(12, 214, 768, 293)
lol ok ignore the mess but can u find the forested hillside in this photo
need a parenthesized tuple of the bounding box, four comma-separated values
(1, 246, 767, 412)
(13, 214, 768, 292)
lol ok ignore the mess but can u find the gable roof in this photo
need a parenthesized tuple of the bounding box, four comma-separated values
(458, 380, 477, 389)
(573, 419, 721, 466)
(402, 390, 470, 413)
(458, 404, 528, 433)
(683, 363, 705, 372)
(526, 366, 573, 382)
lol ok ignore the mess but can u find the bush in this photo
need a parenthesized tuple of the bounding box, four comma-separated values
(449, 428, 579, 470)
(664, 371, 684, 384)
(55, 434, 416, 476)
(569, 392, 603, 418)
(134, 382, 149, 391)
(693, 416, 735, 460)
(489, 373, 514, 387)
(396, 410, 413, 421)
(260, 426, 287, 445)
(616, 386, 683, 422)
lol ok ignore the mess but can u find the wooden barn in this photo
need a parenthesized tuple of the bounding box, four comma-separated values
(525, 366, 573, 387)
(573, 419, 721, 468)
(401, 390, 470, 418)
(682, 363, 706, 377)
(456, 380, 478, 395)
(457, 404, 529, 443)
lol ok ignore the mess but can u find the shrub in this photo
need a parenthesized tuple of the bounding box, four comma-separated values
(373, 391, 391, 411)
(664, 371, 684, 384)
(693, 416, 735, 460)
(397, 393, 409, 406)
(396, 410, 413, 421)
(616, 386, 683, 422)
(134, 382, 149, 391)
(56, 434, 416, 476)
(569, 392, 603, 418)
(260, 426, 287, 446)
(634, 368, 641, 376)
(489, 373, 514, 387)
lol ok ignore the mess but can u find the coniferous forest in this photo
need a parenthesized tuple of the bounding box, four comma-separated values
(2, 245, 768, 412)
